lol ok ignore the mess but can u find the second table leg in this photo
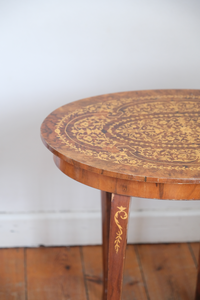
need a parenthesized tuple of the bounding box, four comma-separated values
(101, 191, 130, 300)
(195, 243, 200, 300)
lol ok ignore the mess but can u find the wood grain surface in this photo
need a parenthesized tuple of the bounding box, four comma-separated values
(41, 89, 200, 186)
(26, 247, 87, 300)
(0, 248, 26, 300)
(137, 243, 197, 300)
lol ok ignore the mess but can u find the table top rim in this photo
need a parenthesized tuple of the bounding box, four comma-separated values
(41, 89, 200, 184)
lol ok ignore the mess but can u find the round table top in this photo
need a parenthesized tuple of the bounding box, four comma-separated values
(41, 89, 200, 185)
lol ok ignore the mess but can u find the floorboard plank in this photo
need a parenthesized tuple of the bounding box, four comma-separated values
(82, 246, 103, 300)
(136, 243, 197, 300)
(26, 246, 87, 300)
(0, 248, 26, 300)
(123, 245, 148, 300)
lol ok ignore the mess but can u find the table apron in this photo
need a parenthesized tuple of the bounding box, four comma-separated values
(53, 155, 200, 200)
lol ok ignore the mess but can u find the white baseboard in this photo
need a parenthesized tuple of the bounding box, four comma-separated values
(0, 210, 200, 247)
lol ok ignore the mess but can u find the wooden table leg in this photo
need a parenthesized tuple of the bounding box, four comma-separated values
(101, 191, 112, 300)
(101, 191, 130, 300)
(195, 243, 200, 300)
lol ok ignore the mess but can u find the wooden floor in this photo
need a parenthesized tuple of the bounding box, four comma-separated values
(0, 243, 199, 300)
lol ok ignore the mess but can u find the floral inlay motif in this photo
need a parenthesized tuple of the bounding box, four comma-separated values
(114, 206, 128, 253)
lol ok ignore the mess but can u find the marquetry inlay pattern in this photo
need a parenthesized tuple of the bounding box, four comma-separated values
(55, 94, 200, 172)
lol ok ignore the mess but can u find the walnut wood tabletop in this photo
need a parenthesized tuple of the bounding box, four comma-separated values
(41, 89, 200, 300)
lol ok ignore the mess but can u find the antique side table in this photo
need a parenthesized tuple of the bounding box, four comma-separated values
(41, 89, 200, 300)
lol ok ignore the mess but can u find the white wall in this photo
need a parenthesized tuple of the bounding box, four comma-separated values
(0, 0, 200, 247)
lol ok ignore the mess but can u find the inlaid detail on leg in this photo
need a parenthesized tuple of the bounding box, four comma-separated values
(114, 206, 128, 253)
